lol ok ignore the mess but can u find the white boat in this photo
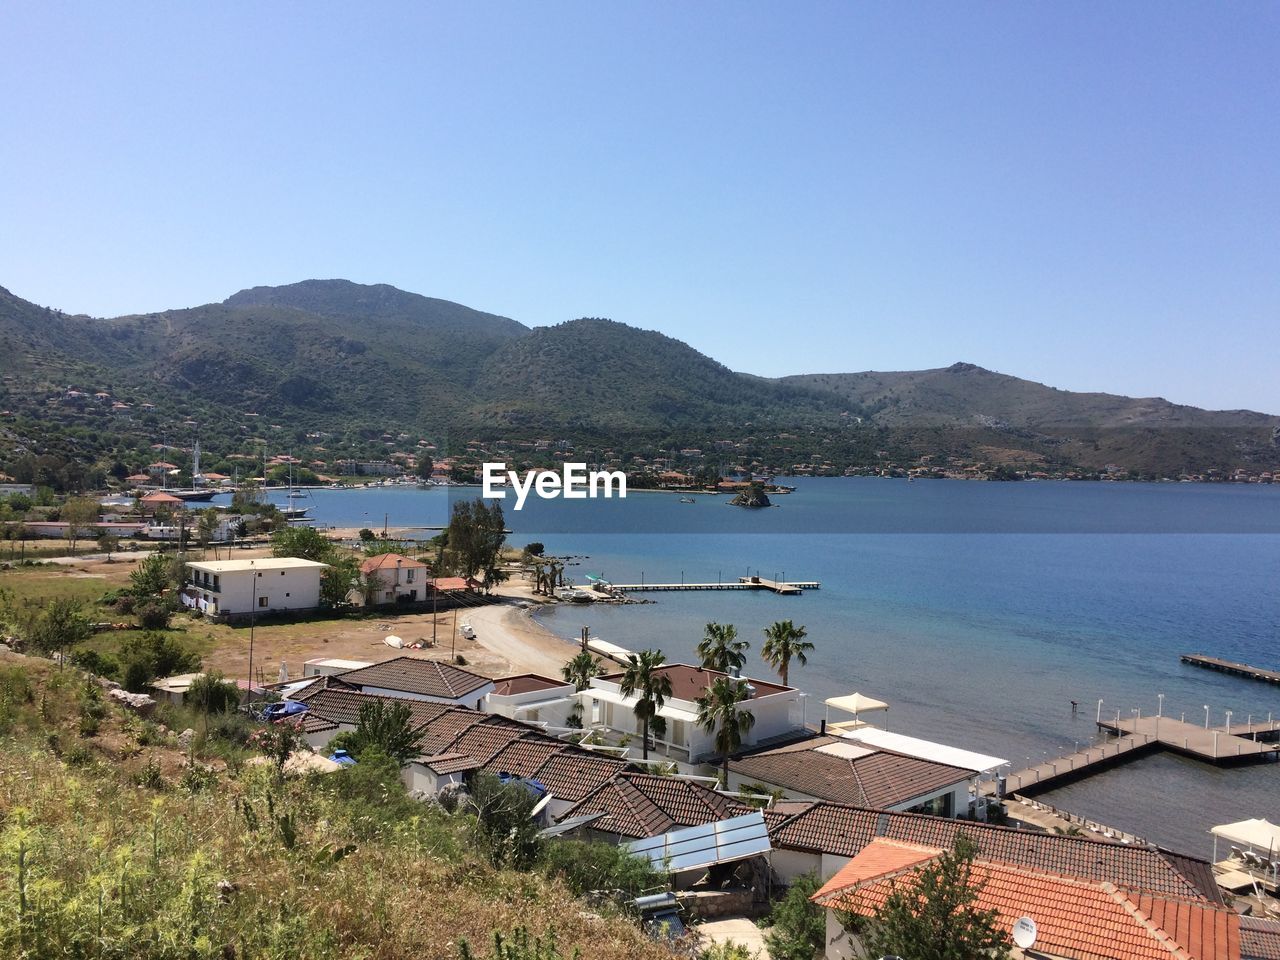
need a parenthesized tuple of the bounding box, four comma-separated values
(384, 635, 404, 649)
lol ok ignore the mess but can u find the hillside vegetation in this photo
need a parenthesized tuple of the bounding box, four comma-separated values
(2, 280, 1277, 479)
(0, 654, 672, 960)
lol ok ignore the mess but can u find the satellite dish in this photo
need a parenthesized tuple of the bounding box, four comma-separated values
(1012, 915, 1038, 949)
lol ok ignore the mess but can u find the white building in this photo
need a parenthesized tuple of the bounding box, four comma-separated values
(584, 663, 806, 763)
(357, 553, 430, 605)
(484, 674, 578, 727)
(182, 557, 328, 618)
(333, 656, 495, 710)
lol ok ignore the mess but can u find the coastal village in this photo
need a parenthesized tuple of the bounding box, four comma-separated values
(1, 460, 1278, 960)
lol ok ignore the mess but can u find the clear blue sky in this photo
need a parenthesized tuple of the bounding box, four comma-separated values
(2, 3, 1277, 412)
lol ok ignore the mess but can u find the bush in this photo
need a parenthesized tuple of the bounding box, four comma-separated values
(131, 756, 166, 790)
(186, 671, 241, 714)
(458, 927, 580, 960)
(69, 647, 120, 680)
(118, 631, 201, 692)
(136, 602, 172, 630)
(763, 873, 825, 960)
(539, 840, 664, 899)
(467, 772, 543, 870)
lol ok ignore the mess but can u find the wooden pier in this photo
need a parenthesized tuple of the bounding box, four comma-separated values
(1097, 715, 1280, 762)
(1181, 653, 1280, 686)
(982, 714, 1280, 799)
(607, 576, 819, 596)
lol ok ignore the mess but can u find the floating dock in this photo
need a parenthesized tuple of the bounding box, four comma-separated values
(983, 715, 1280, 799)
(607, 576, 819, 595)
(1181, 653, 1280, 686)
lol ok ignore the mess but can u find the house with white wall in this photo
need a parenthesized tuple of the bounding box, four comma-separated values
(182, 557, 328, 618)
(358, 553, 430, 605)
(584, 663, 805, 763)
(484, 674, 578, 727)
(333, 656, 495, 709)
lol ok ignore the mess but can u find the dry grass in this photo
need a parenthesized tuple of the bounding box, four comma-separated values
(0, 654, 675, 960)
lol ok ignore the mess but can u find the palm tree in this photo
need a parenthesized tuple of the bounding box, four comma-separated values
(697, 675, 756, 784)
(698, 622, 748, 673)
(562, 650, 602, 691)
(761, 620, 813, 687)
(619, 649, 673, 760)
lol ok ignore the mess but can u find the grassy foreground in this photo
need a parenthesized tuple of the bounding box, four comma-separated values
(0, 655, 672, 960)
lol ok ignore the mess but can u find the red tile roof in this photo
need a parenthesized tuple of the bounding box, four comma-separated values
(730, 736, 972, 809)
(1240, 916, 1280, 960)
(430, 576, 476, 592)
(599, 662, 793, 698)
(336, 656, 492, 700)
(557, 772, 740, 839)
(359, 553, 428, 575)
(491, 674, 569, 696)
(814, 838, 1241, 960)
(415, 753, 481, 775)
(769, 801, 1223, 904)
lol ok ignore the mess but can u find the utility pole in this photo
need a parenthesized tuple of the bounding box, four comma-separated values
(247, 562, 257, 708)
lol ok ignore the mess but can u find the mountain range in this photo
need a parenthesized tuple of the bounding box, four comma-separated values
(2, 279, 1277, 478)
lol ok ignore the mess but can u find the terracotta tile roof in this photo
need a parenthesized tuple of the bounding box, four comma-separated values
(299, 713, 338, 733)
(300, 688, 454, 729)
(530, 751, 630, 802)
(359, 552, 429, 574)
(730, 736, 972, 809)
(812, 839, 938, 893)
(1241, 916, 1280, 960)
(414, 710, 491, 754)
(336, 656, 492, 700)
(448, 724, 534, 764)
(770, 802, 1224, 904)
(414, 752, 481, 775)
(814, 839, 1241, 960)
(1128, 890, 1241, 959)
(557, 772, 740, 839)
(485, 739, 571, 779)
(430, 577, 475, 592)
(491, 674, 569, 696)
(599, 662, 793, 698)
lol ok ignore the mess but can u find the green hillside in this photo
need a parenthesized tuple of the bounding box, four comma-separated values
(1, 280, 1277, 483)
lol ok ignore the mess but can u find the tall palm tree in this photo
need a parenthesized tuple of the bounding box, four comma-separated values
(761, 620, 813, 687)
(562, 650, 602, 691)
(619, 649, 673, 760)
(697, 675, 757, 784)
(698, 622, 748, 673)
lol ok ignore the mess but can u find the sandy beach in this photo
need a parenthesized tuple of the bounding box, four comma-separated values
(196, 568, 584, 684)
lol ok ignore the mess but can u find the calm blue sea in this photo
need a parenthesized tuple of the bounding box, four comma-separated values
(254, 478, 1280, 855)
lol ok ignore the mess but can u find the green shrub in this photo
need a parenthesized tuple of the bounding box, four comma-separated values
(763, 873, 825, 960)
(136, 602, 172, 630)
(539, 840, 663, 899)
(118, 630, 200, 691)
(186, 670, 240, 714)
(69, 647, 120, 679)
(131, 756, 166, 790)
(458, 927, 581, 960)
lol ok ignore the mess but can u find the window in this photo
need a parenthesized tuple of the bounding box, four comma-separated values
(258, 596, 269, 608)
(406, 569, 415, 583)
(212, 575, 220, 591)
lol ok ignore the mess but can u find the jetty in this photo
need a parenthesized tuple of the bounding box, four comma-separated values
(606, 576, 820, 596)
(1181, 653, 1280, 686)
(983, 714, 1280, 799)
